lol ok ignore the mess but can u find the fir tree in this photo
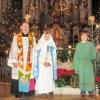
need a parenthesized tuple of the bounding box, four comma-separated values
(0, 3, 22, 57)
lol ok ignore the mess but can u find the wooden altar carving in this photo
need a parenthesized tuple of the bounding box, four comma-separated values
(45, 26, 68, 48)
(51, 28, 63, 47)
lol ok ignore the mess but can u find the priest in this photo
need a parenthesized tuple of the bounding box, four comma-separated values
(7, 22, 36, 97)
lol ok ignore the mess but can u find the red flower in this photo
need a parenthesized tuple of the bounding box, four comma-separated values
(96, 77, 100, 82)
(57, 68, 75, 78)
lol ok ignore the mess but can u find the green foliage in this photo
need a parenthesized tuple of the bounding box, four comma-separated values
(55, 76, 71, 87)
(57, 46, 74, 62)
(2, 4, 22, 35)
(0, 4, 22, 57)
(57, 47, 68, 62)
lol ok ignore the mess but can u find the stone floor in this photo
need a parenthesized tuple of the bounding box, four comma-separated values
(0, 95, 100, 100)
(0, 79, 99, 100)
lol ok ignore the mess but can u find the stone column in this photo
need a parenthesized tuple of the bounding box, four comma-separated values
(73, 0, 80, 24)
(0, 0, 1, 21)
(79, 0, 92, 23)
(0, 0, 11, 21)
(1, 0, 11, 12)
(80, 0, 89, 24)
(88, 0, 92, 16)
(23, 0, 31, 17)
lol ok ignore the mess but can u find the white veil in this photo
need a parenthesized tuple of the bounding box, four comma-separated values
(37, 33, 56, 50)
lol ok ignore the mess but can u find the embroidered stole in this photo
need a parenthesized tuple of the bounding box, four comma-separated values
(16, 32, 34, 92)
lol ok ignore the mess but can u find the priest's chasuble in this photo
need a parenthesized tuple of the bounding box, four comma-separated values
(8, 32, 36, 92)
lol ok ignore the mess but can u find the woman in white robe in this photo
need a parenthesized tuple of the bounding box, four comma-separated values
(33, 32, 57, 95)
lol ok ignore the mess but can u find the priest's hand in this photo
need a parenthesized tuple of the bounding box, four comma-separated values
(12, 63, 17, 67)
(20, 77, 27, 84)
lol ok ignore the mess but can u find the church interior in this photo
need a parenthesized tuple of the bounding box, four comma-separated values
(0, 0, 100, 100)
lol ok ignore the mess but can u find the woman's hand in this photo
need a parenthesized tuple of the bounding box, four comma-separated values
(43, 62, 51, 67)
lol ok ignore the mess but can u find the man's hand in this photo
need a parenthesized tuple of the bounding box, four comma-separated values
(12, 63, 17, 67)
(20, 77, 27, 84)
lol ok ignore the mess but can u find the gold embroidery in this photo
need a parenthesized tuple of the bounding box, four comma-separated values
(16, 32, 34, 78)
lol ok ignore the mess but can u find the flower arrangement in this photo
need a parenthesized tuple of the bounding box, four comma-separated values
(56, 46, 75, 87)
(55, 68, 75, 87)
(57, 46, 74, 62)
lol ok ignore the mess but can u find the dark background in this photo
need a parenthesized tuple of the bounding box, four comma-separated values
(11, 0, 100, 13)
(92, 0, 100, 21)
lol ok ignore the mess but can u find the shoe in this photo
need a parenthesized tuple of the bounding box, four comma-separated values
(49, 92, 53, 96)
(24, 91, 35, 97)
(81, 92, 86, 97)
(48, 92, 54, 97)
(88, 93, 95, 98)
(16, 92, 24, 98)
(39, 94, 48, 97)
